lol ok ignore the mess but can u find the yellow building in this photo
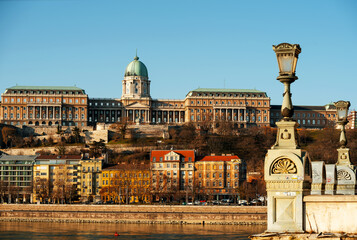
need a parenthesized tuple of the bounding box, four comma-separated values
(101, 162, 151, 204)
(33, 155, 82, 203)
(79, 156, 103, 202)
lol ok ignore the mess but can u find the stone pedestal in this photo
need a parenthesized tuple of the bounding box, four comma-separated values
(336, 148, 356, 195)
(336, 165, 356, 195)
(311, 161, 325, 195)
(325, 164, 336, 195)
(264, 120, 311, 233)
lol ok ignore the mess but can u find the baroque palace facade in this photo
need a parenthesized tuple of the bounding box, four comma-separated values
(0, 55, 271, 128)
(0, 55, 340, 129)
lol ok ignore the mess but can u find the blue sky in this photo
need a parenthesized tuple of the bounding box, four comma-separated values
(1, 0, 356, 109)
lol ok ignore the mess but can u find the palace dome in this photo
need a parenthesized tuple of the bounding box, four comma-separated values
(124, 55, 148, 78)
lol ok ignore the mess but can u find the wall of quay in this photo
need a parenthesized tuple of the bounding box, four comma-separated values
(304, 195, 357, 234)
(0, 204, 267, 225)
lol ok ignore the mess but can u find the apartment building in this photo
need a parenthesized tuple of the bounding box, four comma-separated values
(101, 162, 150, 203)
(0, 155, 36, 203)
(195, 154, 246, 200)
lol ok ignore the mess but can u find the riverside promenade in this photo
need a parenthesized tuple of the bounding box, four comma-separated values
(0, 204, 266, 225)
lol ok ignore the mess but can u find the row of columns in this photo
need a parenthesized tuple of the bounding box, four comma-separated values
(213, 108, 247, 122)
(89, 109, 186, 124)
(27, 106, 62, 120)
(89, 109, 122, 123)
(151, 110, 185, 123)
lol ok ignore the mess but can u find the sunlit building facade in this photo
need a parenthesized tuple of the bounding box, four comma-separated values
(0, 86, 88, 127)
(101, 163, 151, 203)
(195, 154, 246, 200)
(0, 55, 271, 128)
(270, 104, 337, 129)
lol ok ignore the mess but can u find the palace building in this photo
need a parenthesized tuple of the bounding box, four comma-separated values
(0, 55, 338, 129)
(0, 86, 88, 127)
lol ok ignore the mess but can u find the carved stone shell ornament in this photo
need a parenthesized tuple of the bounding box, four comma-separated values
(272, 158, 297, 174)
(337, 170, 352, 180)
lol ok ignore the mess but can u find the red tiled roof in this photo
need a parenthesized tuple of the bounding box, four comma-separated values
(150, 150, 195, 162)
(196, 155, 240, 162)
(36, 155, 82, 160)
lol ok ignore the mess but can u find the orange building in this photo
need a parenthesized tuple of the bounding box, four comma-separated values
(347, 110, 357, 129)
(195, 154, 246, 201)
(0, 86, 88, 127)
(150, 150, 195, 202)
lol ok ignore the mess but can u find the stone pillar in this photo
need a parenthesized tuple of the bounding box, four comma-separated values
(311, 161, 325, 195)
(336, 148, 356, 195)
(264, 120, 311, 233)
(325, 164, 336, 195)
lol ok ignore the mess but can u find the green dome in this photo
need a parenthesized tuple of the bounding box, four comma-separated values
(124, 56, 148, 78)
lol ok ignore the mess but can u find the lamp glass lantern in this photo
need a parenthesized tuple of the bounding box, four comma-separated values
(335, 100, 351, 122)
(273, 43, 301, 76)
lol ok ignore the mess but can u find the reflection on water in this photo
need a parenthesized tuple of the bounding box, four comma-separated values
(0, 221, 266, 240)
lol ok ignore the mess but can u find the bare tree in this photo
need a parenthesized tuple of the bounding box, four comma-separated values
(0, 180, 7, 203)
(1, 126, 16, 148)
(34, 178, 50, 203)
(56, 143, 67, 155)
(110, 117, 130, 139)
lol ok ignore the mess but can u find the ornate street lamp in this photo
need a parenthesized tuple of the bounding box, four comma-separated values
(334, 100, 351, 148)
(272, 43, 301, 120)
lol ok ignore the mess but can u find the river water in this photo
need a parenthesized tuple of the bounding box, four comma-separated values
(0, 222, 266, 240)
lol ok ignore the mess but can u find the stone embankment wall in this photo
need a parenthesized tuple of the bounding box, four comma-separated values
(0, 204, 267, 225)
(304, 195, 357, 233)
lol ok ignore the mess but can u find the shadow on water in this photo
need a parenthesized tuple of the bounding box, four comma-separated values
(0, 222, 266, 240)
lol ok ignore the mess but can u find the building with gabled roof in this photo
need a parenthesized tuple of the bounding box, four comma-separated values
(150, 150, 196, 202)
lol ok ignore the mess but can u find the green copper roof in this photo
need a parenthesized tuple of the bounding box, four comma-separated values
(7, 86, 85, 91)
(124, 56, 148, 78)
(191, 88, 265, 93)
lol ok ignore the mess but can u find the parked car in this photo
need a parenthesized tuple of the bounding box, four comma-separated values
(238, 200, 248, 206)
(221, 199, 233, 204)
(250, 199, 259, 205)
(194, 200, 201, 205)
(212, 200, 220, 205)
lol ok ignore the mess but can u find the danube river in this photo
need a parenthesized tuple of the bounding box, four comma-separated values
(0, 222, 265, 240)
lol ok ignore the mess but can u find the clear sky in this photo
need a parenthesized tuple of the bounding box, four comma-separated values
(1, 0, 356, 109)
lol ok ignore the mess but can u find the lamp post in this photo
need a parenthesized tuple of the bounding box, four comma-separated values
(334, 100, 352, 167)
(272, 43, 301, 120)
(334, 100, 355, 195)
(265, 43, 310, 232)
(334, 100, 350, 148)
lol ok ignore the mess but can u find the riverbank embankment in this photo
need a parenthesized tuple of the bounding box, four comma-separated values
(0, 204, 267, 225)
